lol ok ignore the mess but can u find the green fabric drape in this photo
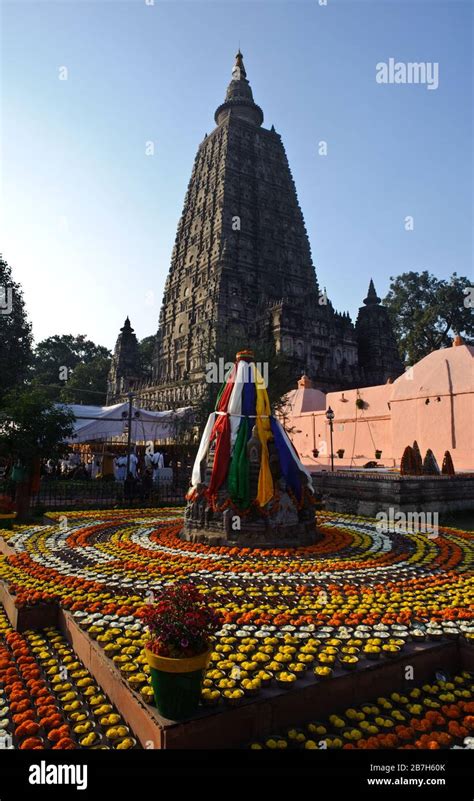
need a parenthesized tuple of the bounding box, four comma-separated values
(227, 417, 250, 509)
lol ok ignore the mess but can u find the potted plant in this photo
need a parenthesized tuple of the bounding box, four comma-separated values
(140, 583, 221, 720)
(337, 449, 345, 459)
(375, 450, 382, 460)
(0, 494, 16, 529)
(355, 398, 364, 410)
(312, 448, 319, 458)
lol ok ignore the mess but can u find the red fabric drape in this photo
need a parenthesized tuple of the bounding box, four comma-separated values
(207, 365, 236, 498)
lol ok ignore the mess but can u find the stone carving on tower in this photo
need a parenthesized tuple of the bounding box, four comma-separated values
(107, 52, 404, 409)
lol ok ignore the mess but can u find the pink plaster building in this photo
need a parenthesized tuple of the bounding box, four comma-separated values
(282, 339, 473, 473)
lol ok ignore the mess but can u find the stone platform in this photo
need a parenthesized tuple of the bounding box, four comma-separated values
(1, 574, 472, 749)
(0, 537, 60, 630)
(181, 485, 319, 548)
(0, 580, 59, 632)
(58, 611, 474, 749)
(313, 471, 474, 516)
(179, 519, 320, 548)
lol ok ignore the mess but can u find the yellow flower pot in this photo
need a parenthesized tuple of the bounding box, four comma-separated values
(144, 647, 211, 674)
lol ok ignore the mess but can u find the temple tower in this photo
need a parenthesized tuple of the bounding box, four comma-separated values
(355, 279, 405, 385)
(107, 52, 404, 409)
(150, 50, 360, 403)
(107, 317, 141, 403)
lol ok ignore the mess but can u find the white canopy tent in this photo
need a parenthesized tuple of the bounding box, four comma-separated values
(58, 402, 194, 444)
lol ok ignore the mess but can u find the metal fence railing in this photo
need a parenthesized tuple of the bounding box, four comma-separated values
(19, 475, 191, 512)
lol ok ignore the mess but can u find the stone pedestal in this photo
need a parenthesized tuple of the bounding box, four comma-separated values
(181, 488, 320, 548)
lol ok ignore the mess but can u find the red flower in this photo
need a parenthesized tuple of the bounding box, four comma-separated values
(140, 583, 222, 658)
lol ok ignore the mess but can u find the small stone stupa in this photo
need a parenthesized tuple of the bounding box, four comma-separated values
(182, 351, 318, 547)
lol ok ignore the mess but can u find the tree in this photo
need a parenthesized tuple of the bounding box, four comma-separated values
(441, 451, 455, 476)
(384, 271, 474, 365)
(31, 334, 111, 402)
(0, 255, 33, 400)
(422, 449, 440, 475)
(0, 388, 75, 462)
(60, 354, 111, 405)
(400, 445, 416, 475)
(412, 440, 423, 475)
(138, 336, 156, 379)
(0, 388, 75, 520)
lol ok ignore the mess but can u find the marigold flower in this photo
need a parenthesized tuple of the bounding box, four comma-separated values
(19, 737, 44, 749)
(15, 721, 40, 738)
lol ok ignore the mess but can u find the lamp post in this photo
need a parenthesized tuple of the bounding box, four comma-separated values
(126, 392, 133, 478)
(326, 406, 335, 473)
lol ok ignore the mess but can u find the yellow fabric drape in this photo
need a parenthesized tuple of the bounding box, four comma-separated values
(253, 363, 274, 506)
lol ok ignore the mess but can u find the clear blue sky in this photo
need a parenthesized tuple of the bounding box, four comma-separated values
(1, 0, 472, 350)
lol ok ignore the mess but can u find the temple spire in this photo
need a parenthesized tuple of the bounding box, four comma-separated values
(232, 49, 247, 80)
(363, 279, 381, 306)
(106, 317, 140, 404)
(214, 50, 264, 127)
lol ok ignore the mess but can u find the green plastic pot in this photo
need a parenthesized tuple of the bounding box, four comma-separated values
(145, 648, 211, 720)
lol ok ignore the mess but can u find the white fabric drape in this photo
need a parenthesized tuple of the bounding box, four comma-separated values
(190, 412, 216, 488)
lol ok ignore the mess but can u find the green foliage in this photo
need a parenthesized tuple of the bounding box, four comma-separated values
(31, 334, 111, 402)
(0, 255, 33, 400)
(400, 445, 416, 476)
(412, 440, 423, 475)
(0, 388, 75, 467)
(138, 335, 156, 378)
(384, 271, 474, 365)
(422, 448, 440, 476)
(60, 354, 111, 405)
(441, 450, 455, 476)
